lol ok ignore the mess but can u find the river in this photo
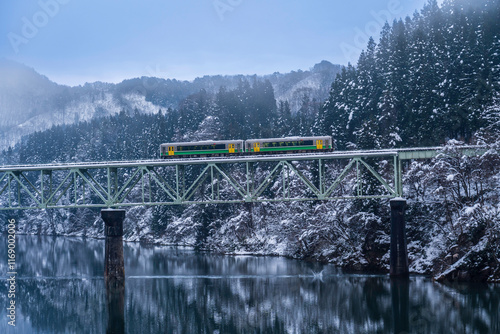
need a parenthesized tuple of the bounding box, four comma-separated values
(0, 235, 498, 333)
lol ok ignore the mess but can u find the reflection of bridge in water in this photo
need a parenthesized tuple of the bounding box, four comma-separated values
(12, 235, 498, 333)
(0, 146, 488, 277)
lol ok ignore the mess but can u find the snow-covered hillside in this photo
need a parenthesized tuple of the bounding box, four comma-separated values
(0, 59, 341, 151)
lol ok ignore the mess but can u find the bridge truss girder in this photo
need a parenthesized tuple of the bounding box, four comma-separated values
(0, 152, 404, 210)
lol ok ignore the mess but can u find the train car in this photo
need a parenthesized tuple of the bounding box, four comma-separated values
(160, 140, 244, 158)
(244, 136, 333, 154)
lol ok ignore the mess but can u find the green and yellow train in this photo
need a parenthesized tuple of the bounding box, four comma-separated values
(160, 136, 333, 158)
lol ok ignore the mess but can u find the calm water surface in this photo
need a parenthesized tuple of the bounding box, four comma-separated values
(0, 235, 499, 333)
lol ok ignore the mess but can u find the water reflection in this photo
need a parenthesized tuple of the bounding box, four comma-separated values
(106, 280, 125, 334)
(391, 278, 409, 334)
(0, 235, 498, 333)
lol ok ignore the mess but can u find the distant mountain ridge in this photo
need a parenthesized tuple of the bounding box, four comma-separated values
(0, 59, 342, 151)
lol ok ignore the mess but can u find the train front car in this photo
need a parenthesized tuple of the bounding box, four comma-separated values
(160, 140, 244, 158)
(245, 136, 333, 154)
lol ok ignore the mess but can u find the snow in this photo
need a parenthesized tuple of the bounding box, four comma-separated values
(463, 204, 480, 216)
(123, 93, 160, 115)
(436, 236, 488, 280)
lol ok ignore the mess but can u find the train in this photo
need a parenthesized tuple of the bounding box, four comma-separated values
(160, 136, 333, 158)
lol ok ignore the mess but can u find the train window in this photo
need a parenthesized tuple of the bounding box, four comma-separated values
(178, 143, 226, 151)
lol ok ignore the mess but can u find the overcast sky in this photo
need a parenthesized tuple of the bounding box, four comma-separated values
(0, 0, 440, 86)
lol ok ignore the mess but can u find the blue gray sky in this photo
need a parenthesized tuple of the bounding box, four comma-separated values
(0, 0, 439, 86)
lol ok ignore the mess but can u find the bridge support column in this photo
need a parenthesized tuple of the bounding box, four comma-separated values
(390, 198, 409, 277)
(102, 209, 126, 283)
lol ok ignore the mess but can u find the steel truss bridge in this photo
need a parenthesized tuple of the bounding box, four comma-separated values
(0, 146, 487, 210)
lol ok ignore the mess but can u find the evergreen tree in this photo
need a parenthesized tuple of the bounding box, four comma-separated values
(277, 100, 293, 136)
(214, 86, 244, 139)
(322, 64, 358, 149)
(296, 94, 313, 136)
(177, 89, 211, 136)
(382, 19, 407, 147)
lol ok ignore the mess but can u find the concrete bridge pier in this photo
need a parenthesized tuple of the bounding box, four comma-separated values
(390, 198, 409, 277)
(101, 209, 126, 333)
(102, 209, 126, 282)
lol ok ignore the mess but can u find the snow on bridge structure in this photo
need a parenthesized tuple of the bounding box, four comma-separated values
(0, 145, 487, 210)
(0, 145, 488, 279)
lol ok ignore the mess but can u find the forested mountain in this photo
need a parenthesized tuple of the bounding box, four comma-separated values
(1, 0, 499, 282)
(315, 0, 500, 149)
(0, 58, 341, 151)
(3, 78, 322, 165)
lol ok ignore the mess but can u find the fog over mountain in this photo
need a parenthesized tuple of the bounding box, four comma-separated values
(0, 59, 341, 150)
